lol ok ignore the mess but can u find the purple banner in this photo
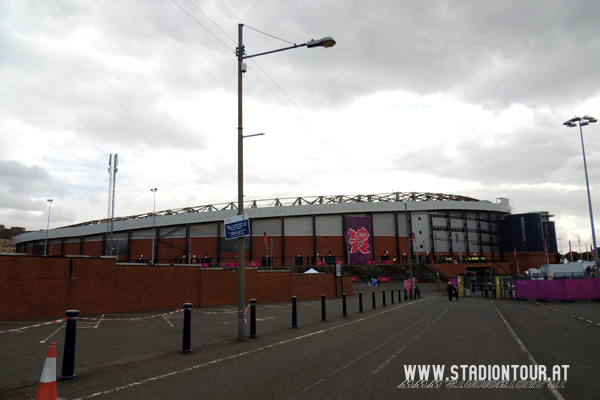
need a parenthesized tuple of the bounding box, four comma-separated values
(515, 278, 600, 300)
(345, 216, 373, 265)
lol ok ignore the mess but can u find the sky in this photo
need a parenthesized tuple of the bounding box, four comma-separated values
(1, 0, 600, 254)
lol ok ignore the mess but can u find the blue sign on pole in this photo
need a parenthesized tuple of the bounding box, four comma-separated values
(224, 214, 250, 240)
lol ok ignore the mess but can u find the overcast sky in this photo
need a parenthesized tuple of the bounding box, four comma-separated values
(1, 0, 600, 253)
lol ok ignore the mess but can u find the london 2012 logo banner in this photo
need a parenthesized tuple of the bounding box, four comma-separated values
(345, 216, 374, 265)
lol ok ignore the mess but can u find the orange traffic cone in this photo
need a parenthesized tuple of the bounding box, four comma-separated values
(34, 342, 59, 400)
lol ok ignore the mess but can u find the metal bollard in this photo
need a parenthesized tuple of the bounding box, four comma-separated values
(359, 292, 363, 313)
(404, 289, 408, 301)
(342, 293, 347, 317)
(291, 296, 298, 329)
(321, 295, 327, 322)
(182, 303, 192, 353)
(410, 287, 413, 300)
(391, 289, 394, 304)
(372, 291, 376, 309)
(398, 289, 402, 303)
(382, 290, 386, 307)
(249, 299, 257, 339)
(59, 310, 79, 380)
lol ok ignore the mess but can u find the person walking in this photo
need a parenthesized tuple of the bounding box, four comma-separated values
(454, 285, 459, 301)
(446, 282, 454, 301)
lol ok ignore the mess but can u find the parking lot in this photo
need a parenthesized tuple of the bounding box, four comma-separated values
(2, 282, 600, 399)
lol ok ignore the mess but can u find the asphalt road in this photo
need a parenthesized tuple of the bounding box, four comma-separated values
(1, 282, 599, 399)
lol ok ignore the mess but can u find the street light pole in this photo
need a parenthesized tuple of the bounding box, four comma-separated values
(44, 199, 53, 255)
(151, 188, 158, 264)
(433, 237, 440, 291)
(236, 24, 336, 340)
(564, 115, 599, 272)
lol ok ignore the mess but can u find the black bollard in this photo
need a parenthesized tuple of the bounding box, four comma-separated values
(359, 292, 363, 313)
(404, 289, 408, 301)
(60, 310, 79, 380)
(249, 299, 257, 339)
(372, 291, 376, 309)
(321, 295, 326, 322)
(291, 296, 298, 329)
(391, 289, 394, 304)
(398, 289, 402, 303)
(410, 287, 413, 300)
(182, 303, 192, 353)
(382, 290, 386, 307)
(342, 293, 347, 317)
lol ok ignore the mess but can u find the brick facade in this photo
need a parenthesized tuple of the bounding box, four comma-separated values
(0, 254, 352, 321)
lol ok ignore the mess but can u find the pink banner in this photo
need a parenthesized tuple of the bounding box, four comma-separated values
(404, 278, 417, 289)
(380, 277, 390, 283)
(345, 216, 374, 265)
(515, 279, 600, 300)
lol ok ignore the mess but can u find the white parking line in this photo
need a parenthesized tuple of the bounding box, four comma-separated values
(371, 345, 407, 375)
(76, 298, 432, 399)
(162, 315, 174, 327)
(493, 303, 564, 400)
(39, 324, 65, 344)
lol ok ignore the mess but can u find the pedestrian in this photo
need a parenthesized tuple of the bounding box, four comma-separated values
(454, 285, 459, 301)
(446, 282, 454, 301)
(415, 286, 421, 299)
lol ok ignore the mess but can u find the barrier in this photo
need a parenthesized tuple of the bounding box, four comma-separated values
(34, 343, 58, 400)
(1, 318, 66, 334)
(359, 292, 363, 313)
(321, 295, 327, 322)
(515, 278, 600, 300)
(182, 303, 192, 353)
(372, 291, 376, 309)
(249, 300, 257, 339)
(59, 310, 78, 381)
(342, 293, 347, 318)
(291, 296, 298, 329)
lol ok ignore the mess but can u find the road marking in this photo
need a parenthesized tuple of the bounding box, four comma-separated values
(288, 301, 448, 399)
(162, 315, 174, 328)
(76, 298, 432, 399)
(39, 324, 65, 344)
(414, 325, 430, 339)
(536, 303, 599, 326)
(493, 303, 565, 400)
(371, 345, 407, 375)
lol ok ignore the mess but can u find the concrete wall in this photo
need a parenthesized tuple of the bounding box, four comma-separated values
(0, 254, 352, 321)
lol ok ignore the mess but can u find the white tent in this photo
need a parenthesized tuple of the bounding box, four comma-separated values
(304, 268, 319, 274)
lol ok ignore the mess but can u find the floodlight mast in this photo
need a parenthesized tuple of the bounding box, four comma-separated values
(564, 115, 599, 273)
(236, 24, 335, 341)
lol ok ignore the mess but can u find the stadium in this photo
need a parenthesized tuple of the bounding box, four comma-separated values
(13, 191, 557, 280)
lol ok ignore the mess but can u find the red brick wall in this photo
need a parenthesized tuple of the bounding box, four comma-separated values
(0, 254, 352, 321)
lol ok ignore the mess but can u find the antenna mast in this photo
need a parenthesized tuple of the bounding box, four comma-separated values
(107, 154, 118, 255)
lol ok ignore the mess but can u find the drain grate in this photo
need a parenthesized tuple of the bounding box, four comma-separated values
(0, 393, 33, 400)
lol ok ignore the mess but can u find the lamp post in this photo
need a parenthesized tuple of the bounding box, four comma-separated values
(564, 115, 599, 272)
(236, 24, 335, 340)
(433, 237, 441, 291)
(44, 199, 53, 255)
(151, 188, 157, 264)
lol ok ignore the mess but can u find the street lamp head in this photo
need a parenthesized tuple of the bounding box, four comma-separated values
(580, 121, 589, 127)
(583, 115, 597, 123)
(306, 37, 336, 48)
(563, 120, 577, 128)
